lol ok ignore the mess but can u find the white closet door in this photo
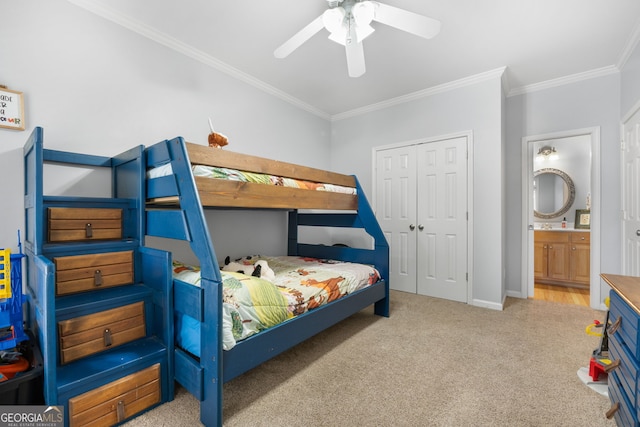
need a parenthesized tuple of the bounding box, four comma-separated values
(376, 145, 418, 293)
(623, 108, 640, 276)
(416, 137, 468, 302)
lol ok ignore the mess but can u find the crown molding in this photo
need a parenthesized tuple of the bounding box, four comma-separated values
(507, 65, 619, 97)
(65, 0, 635, 123)
(617, 16, 640, 70)
(66, 0, 331, 120)
(331, 67, 507, 121)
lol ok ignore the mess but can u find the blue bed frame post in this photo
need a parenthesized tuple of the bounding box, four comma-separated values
(287, 177, 389, 317)
(145, 137, 223, 427)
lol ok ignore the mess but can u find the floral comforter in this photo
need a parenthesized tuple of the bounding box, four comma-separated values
(148, 163, 357, 195)
(173, 255, 380, 354)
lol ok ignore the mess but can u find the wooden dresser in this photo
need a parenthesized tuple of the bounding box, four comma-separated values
(534, 230, 590, 287)
(601, 274, 640, 426)
(23, 128, 173, 426)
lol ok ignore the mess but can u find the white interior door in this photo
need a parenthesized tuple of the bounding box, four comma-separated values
(376, 145, 418, 293)
(623, 108, 640, 275)
(416, 137, 468, 302)
(375, 136, 468, 301)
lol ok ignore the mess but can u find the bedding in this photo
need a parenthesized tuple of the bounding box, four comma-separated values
(148, 163, 357, 195)
(173, 255, 380, 355)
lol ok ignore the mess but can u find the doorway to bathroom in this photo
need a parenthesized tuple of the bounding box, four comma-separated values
(521, 128, 601, 308)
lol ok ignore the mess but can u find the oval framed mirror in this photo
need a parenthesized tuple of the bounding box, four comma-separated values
(533, 168, 575, 219)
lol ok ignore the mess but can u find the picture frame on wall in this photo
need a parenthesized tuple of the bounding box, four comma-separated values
(0, 87, 25, 131)
(574, 209, 591, 229)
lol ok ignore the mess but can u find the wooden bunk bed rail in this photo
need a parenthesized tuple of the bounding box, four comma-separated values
(146, 139, 358, 210)
(186, 142, 356, 187)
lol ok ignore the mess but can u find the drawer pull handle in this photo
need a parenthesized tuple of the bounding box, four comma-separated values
(604, 359, 620, 373)
(103, 328, 112, 347)
(608, 318, 622, 335)
(116, 400, 125, 423)
(85, 223, 93, 238)
(606, 402, 619, 419)
(94, 270, 103, 286)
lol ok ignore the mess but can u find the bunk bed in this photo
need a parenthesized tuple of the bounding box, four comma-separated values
(144, 137, 390, 426)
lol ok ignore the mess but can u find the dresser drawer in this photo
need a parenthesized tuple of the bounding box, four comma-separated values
(48, 207, 122, 242)
(609, 370, 638, 427)
(610, 291, 640, 359)
(68, 363, 161, 427)
(609, 331, 638, 402)
(54, 251, 134, 296)
(58, 302, 146, 364)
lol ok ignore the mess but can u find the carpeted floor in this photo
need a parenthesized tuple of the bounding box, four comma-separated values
(124, 290, 612, 426)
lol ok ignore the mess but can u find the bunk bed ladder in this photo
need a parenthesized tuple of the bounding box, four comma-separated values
(145, 137, 223, 427)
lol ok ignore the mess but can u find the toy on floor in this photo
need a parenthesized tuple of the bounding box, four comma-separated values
(221, 256, 275, 282)
(577, 297, 611, 397)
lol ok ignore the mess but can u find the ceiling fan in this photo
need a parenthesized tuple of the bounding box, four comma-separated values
(274, 0, 441, 78)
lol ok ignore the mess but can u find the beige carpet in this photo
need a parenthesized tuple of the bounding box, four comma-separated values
(124, 291, 613, 426)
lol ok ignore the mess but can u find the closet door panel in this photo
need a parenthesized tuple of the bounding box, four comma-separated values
(376, 146, 417, 293)
(417, 137, 468, 302)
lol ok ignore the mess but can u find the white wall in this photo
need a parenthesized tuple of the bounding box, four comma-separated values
(330, 75, 505, 309)
(505, 74, 621, 300)
(621, 40, 640, 117)
(0, 0, 332, 261)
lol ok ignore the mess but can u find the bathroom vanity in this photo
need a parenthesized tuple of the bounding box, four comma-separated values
(534, 229, 590, 287)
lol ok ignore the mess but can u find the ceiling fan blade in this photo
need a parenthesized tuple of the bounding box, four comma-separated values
(372, 1, 441, 39)
(345, 38, 366, 78)
(274, 15, 325, 58)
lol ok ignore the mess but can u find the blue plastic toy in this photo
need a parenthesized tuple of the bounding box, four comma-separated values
(0, 231, 28, 350)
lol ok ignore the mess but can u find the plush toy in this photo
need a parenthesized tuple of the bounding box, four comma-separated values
(208, 118, 229, 149)
(221, 256, 275, 282)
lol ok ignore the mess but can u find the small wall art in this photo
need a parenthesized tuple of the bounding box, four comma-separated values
(574, 209, 591, 230)
(0, 86, 25, 131)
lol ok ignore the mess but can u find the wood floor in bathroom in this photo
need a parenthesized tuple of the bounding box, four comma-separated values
(533, 283, 590, 307)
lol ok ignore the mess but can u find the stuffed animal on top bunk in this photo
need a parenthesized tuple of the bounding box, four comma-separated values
(208, 118, 229, 149)
(221, 256, 275, 282)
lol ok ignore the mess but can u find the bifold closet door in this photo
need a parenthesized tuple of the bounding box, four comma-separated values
(376, 145, 418, 293)
(416, 138, 467, 302)
(376, 137, 468, 302)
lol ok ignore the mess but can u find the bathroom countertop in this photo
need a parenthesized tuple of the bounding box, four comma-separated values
(534, 226, 589, 232)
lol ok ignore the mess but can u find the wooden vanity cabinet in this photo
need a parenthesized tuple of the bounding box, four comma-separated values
(534, 230, 590, 287)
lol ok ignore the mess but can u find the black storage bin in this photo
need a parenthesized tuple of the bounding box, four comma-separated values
(0, 330, 44, 404)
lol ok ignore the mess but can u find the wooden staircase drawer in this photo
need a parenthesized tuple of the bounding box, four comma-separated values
(54, 251, 134, 296)
(69, 363, 161, 427)
(58, 302, 146, 364)
(48, 207, 122, 242)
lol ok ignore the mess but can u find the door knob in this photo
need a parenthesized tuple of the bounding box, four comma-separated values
(637, 229, 640, 237)
(418, 224, 424, 231)
(409, 224, 415, 230)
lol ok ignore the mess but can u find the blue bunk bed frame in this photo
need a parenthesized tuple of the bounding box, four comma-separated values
(145, 137, 389, 426)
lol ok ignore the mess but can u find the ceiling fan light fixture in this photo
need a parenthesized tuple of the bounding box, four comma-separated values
(323, 7, 348, 45)
(352, 1, 375, 25)
(352, 1, 375, 42)
(323, 7, 346, 33)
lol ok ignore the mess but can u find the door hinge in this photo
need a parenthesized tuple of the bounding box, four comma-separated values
(621, 139, 625, 150)
(466, 273, 468, 281)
